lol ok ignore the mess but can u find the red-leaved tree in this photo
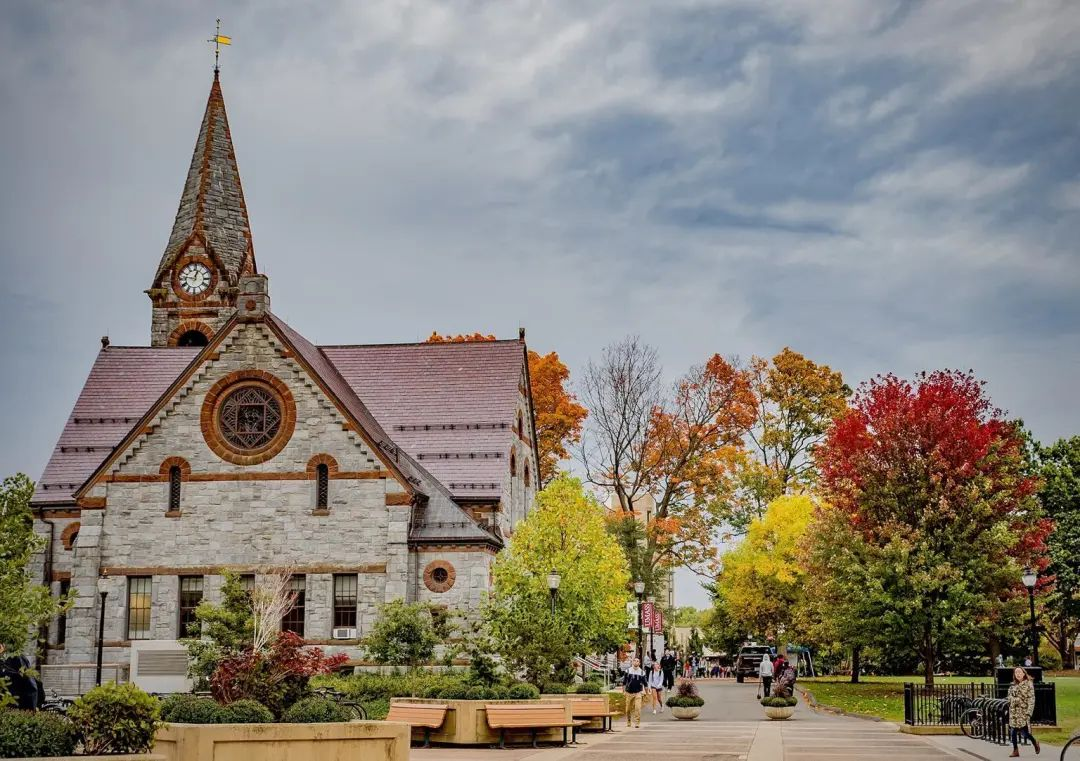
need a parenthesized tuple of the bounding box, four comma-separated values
(809, 370, 1051, 685)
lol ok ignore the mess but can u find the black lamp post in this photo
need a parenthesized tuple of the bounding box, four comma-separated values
(633, 580, 645, 664)
(547, 569, 561, 616)
(646, 595, 656, 663)
(95, 576, 109, 686)
(1022, 567, 1039, 667)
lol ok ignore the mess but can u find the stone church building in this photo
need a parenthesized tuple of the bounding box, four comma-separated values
(31, 72, 539, 674)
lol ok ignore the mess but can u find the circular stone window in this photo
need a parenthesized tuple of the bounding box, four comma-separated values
(424, 561, 456, 593)
(202, 371, 296, 465)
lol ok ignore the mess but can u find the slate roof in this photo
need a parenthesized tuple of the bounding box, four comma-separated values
(32, 347, 201, 505)
(154, 73, 255, 286)
(33, 322, 515, 548)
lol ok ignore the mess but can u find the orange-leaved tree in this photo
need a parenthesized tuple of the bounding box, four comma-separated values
(424, 332, 586, 486)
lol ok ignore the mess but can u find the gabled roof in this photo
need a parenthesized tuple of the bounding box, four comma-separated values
(32, 346, 202, 505)
(154, 73, 255, 286)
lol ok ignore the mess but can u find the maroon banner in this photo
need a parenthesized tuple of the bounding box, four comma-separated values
(652, 608, 664, 633)
(641, 601, 654, 630)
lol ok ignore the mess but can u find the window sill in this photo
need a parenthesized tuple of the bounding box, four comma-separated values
(311, 509, 331, 516)
(164, 510, 182, 519)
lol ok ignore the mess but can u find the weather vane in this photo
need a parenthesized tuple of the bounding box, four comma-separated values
(208, 19, 231, 74)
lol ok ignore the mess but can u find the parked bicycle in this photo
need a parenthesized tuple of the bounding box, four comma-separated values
(40, 689, 74, 714)
(311, 686, 367, 720)
(1062, 733, 1080, 761)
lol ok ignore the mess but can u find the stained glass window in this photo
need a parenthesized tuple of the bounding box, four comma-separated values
(218, 385, 282, 450)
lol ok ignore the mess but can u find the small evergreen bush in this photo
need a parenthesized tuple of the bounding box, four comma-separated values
(160, 693, 227, 724)
(572, 681, 602, 694)
(666, 680, 705, 708)
(68, 681, 161, 754)
(760, 696, 798, 708)
(436, 682, 475, 700)
(219, 699, 274, 724)
(281, 696, 351, 723)
(506, 683, 540, 700)
(0, 710, 78, 758)
(541, 682, 568, 694)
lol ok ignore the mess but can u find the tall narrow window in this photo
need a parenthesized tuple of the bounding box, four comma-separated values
(524, 463, 531, 488)
(510, 449, 517, 478)
(168, 466, 182, 513)
(316, 464, 329, 510)
(333, 574, 358, 629)
(127, 576, 153, 640)
(56, 579, 71, 646)
(178, 576, 204, 637)
(281, 575, 306, 636)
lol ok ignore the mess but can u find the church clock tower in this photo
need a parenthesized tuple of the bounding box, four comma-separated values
(148, 72, 257, 347)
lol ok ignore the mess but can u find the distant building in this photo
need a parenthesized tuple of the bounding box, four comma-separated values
(606, 493, 675, 610)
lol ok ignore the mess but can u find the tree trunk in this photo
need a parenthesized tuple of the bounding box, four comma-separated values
(923, 620, 935, 688)
(851, 645, 861, 684)
(1059, 619, 1069, 668)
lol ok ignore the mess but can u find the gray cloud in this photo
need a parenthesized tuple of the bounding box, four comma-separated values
(2, 0, 1078, 607)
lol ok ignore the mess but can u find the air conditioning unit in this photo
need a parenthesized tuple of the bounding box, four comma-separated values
(332, 627, 357, 640)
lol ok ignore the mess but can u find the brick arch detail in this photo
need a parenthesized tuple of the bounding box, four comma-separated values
(167, 320, 215, 347)
(60, 522, 81, 551)
(201, 370, 297, 466)
(423, 560, 456, 593)
(306, 454, 340, 475)
(159, 456, 192, 477)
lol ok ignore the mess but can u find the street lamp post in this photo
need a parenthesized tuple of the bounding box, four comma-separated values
(547, 569, 561, 617)
(95, 576, 109, 686)
(634, 580, 645, 665)
(1022, 567, 1039, 668)
(646, 595, 656, 663)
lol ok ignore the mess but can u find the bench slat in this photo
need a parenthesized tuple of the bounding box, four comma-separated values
(386, 703, 449, 729)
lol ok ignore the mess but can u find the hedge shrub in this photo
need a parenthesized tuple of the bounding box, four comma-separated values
(0, 710, 78, 758)
(281, 696, 351, 723)
(160, 694, 227, 724)
(760, 696, 798, 708)
(571, 681, 602, 694)
(541, 682, 568, 694)
(506, 683, 540, 700)
(68, 681, 161, 754)
(219, 699, 274, 724)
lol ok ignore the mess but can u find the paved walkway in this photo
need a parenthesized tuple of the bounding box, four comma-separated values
(413, 679, 993, 760)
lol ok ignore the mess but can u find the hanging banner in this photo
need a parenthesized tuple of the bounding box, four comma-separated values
(626, 601, 639, 630)
(642, 602, 654, 630)
(652, 608, 664, 633)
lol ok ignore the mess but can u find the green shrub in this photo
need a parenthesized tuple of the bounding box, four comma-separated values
(219, 699, 274, 724)
(666, 694, 705, 707)
(464, 685, 494, 700)
(572, 681, 601, 694)
(437, 682, 475, 700)
(760, 696, 798, 708)
(314, 672, 467, 702)
(506, 683, 540, 700)
(541, 682, 568, 694)
(160, 693, 227, 724)
(281, 696, 351, 723)
(363, 698, 390, 720)
(0, 710, 78, 758)
(68, 681, 161, 754)
(1039, 645, 1064, 671)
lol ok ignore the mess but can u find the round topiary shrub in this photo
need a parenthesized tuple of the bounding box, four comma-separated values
(160, 693, 227, 724)
(506, 683, 540, 700)
(0, 710, 78, 758)
(541, 682, 568, 694)
(436, 683, 474, 700)
(219, 699, 274, 724)
(281, 696, 351, 723)
(68, 681, 161, 754)
(573, 681, 602, 694)
(760, 696, 798, 708)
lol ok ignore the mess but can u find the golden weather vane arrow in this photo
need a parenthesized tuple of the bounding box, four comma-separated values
(208, 18, 231, 74)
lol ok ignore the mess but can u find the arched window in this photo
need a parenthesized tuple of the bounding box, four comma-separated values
(169, 466, 182, 512)
(510, 449, 517, 478)
(316, 463, 329, 510)
(517, 411, 524, 437)
(177, 330, 209, 347)
(524, 463, 531, 488)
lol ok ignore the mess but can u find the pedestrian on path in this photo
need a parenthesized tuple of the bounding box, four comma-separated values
(757, 653, 774, 699)
(648, 661, 665, 713)
(661, 649, 676, 690)
(1007, 667, 1040, 757)
(623, 657, 648, 728)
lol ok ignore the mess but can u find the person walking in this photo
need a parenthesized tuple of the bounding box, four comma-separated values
(1007, 667, 1040, 756)
(622, 657, 648, 728)
(648, 661, 665, 714)
(757, 653, 774, 699)
(661, 650, 676, 691)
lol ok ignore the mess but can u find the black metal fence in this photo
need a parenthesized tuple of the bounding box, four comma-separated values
(903, 681, 1057, 732)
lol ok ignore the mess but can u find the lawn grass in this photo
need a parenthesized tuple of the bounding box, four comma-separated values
(800, 673, 1080, 746)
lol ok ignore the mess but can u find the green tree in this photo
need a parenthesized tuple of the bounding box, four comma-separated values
(488, 476, 630, 683)
(687, 627, 704, 656)
(671, 606, 704, 628)
(0, 474, 72, 654)
(364, 600, 441, 668)
(699, 587, 745, 656)
(185, 572, 255, 686)
(1037, 436, 1080, 667)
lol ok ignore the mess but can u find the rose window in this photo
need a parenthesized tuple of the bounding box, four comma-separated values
(218, 385, 282, 450)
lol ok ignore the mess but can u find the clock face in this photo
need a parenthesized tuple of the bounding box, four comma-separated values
(178, 262, 212, 296)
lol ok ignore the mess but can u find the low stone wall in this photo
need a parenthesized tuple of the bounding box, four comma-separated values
(7, 756, 162, 761)
(155, 721, 409, 761)
(389, 698, 571, 745)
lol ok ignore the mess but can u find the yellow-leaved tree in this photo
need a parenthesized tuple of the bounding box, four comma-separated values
(717, 494, 816, 641)
(487, 476, 629, 684)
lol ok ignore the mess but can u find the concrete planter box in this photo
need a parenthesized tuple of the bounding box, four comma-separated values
(763, 705, 796, 720)
(541, 693, 612, 730)
(671, 706, 701, 720)
(8, 756, 163, 761)
(389, 698, 571, 746)
(155, 721, 409, 761)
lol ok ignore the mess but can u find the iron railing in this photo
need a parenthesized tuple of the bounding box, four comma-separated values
(904, 681, 1057, 748)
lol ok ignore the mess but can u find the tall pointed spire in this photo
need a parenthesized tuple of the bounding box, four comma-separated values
(148, 73, 257, 347)
(153, 73, 256, 289)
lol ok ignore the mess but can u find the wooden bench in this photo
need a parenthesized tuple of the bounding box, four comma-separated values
(385, 701, 450, 748)
(485, 703, 587, 749)
(569, 697, 620, 732)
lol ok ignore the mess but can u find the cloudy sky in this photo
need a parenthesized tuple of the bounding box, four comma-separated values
(2, 1, 1078, 606)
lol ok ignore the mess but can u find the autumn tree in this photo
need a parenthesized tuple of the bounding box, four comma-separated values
(718, 494, 814, 642)
(425, 332, 586, 486)
(810, 370, 1051, 686)
(1037, 436, 1080, 667)
(487, 476, 629, 683)
(729, 349, 848, 532)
